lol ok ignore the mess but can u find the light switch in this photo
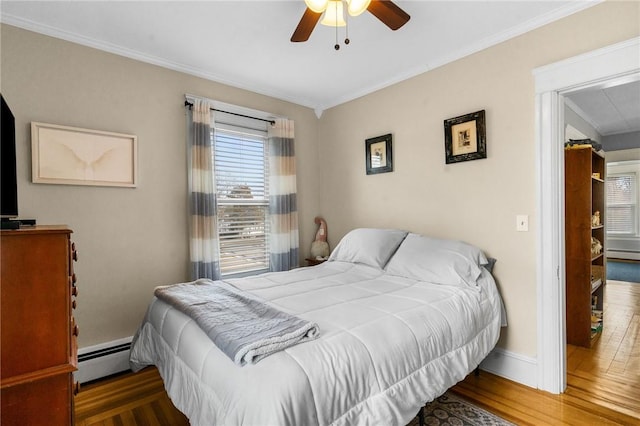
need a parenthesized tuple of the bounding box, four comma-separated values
(517, 215, 529, 232)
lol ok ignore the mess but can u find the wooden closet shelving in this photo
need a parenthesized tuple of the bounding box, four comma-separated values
(565, 146, 606, 348)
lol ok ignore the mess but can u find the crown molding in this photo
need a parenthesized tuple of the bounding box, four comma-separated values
(2, 0, 603, 115)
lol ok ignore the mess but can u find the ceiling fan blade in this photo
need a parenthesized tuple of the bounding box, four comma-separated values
(291, 8, 322, 42)
(367, 0, 410, 31)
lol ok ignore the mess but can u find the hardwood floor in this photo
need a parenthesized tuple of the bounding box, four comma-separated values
(453, 279, 640, 425)
(75, 281, 640, 425)
(75, 368, 189, 426)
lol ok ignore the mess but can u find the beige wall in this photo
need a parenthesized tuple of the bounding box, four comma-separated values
(1, 0, 638, 360)
(317, 1, 639, 357)
(0, 24, 320, 347)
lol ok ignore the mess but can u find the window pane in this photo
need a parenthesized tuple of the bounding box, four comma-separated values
(606, 173, 637, 235)
(607, 174, 635, 205)
(607, 206, 634, 234)
(218, 204, 269, 275)
(215, 131, 267, 200)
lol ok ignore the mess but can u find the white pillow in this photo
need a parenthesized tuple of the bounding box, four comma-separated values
(328, 228, 408, 269)
(385, 233, 488, 286)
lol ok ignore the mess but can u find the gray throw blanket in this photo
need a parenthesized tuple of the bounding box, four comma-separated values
(154, 279, 320, 366)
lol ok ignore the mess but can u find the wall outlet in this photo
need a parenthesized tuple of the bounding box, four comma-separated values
(517, 215, 529, 232)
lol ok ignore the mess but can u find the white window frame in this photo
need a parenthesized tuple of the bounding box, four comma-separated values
(211, 108, 272, 278)
(607, 171, 640, 238)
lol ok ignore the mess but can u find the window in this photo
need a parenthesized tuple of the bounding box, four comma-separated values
(214, 116, 269, 276)
(606, 172, 637, 235)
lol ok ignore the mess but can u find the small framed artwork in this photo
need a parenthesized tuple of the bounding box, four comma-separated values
(444, 110, 486, 164)
(365, 133, 393, 175)
(32, 122, 137, 187)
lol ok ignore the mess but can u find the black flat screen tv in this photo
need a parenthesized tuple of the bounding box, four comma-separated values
(1, 94, 18, 219)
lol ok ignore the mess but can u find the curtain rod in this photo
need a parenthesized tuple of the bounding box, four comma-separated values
(184, 101, 275, 126)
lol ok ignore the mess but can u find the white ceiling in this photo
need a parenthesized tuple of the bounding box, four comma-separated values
(565, 80, 640, 136)
(2, 0, 604, 116)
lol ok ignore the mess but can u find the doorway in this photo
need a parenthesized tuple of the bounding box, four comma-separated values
(533, 36, 640, 394)
(562, 77, 640, 396)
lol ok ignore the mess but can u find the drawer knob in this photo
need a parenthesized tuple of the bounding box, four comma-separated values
(72, 286, 78, 297)
(73, 324, 79, 337)
(72, 299, 77, 309)
(71, 273, 77, 285)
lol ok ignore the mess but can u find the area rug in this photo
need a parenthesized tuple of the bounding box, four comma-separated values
(607, 260, 640, 283)
(410, 392, 515, 426)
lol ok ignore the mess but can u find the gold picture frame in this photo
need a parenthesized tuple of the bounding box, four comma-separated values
(444, 110, 486, 164)
(31, 122, 137, 187)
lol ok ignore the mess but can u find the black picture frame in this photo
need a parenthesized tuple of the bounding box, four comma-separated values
(444, 110, 486, 164)
(365, 134, 393, 175)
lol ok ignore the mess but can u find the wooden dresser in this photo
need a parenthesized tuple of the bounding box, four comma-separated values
(1, 226, 79, 425)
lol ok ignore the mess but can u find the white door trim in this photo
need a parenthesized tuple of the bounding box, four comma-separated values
(533, 37, 640, 394)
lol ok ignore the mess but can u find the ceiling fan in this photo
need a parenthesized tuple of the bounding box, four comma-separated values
(291, 0, 410, 46)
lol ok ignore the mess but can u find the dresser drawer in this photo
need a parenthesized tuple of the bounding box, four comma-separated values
(1, 372, 74, 426)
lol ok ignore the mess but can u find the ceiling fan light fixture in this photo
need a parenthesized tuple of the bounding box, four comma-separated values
(346, 0, 371, 17)
(320, 1, 346, 27)
(304, 0, 329, 13)
(292, 0, 410, 47)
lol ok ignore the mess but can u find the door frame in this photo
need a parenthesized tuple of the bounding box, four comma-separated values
(533, 37, 640, 394)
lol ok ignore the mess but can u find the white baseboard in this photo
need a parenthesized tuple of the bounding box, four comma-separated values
(76, 337, 538, 391)
(75, 336, 133, 384)
(480, 347, 538, 389)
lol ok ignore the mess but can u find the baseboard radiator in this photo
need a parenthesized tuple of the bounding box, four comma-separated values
(75, 337, 133, 384)
(607, 249, 640, 261)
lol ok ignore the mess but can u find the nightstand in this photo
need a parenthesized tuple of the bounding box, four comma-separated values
(305, 257, 326, 266)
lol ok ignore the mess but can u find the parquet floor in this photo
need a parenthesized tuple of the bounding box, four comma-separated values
(75, 281, 640, 425)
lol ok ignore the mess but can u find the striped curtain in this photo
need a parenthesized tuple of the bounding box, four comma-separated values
(187, 99, 221, 280)
(268, 119, 299, 271)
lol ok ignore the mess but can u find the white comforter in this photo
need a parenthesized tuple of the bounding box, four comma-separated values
(130, 261, 502, 426)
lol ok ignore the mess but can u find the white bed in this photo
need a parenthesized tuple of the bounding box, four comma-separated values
(130, 229, 505, 426)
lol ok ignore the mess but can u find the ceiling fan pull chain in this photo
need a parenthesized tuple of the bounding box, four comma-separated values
(345, 2, 350, 45)
(334, 0, 340, 50)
